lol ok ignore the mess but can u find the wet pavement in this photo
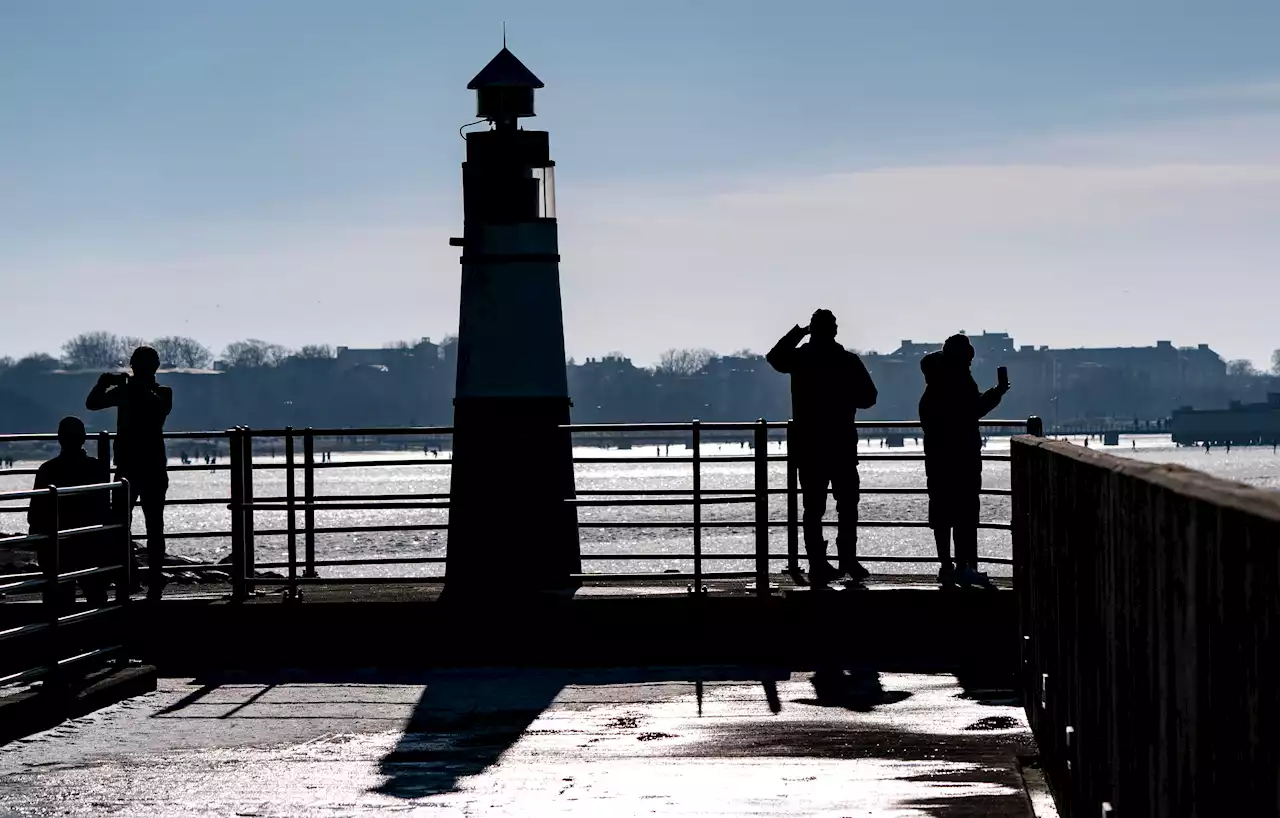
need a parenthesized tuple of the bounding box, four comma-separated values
(0, 666, 1037, 816)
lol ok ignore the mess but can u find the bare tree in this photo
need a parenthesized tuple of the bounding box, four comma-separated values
(152, 336, 213, 369)
(1272, 349, 1280, 377)
(655, 348, 716, 376)
(61, 331, 120, 369)
(223, 339, 292, 368)
(1227, 359, 1260, 378)
(115, 336, 147, 362)
(295, 344, 335, 360)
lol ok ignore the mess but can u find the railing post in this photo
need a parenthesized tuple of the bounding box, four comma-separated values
(785, 419, 799, 575)
(1027, 416, 1044, 437)
(229, 427, 247, 600)
(96, 430, 111, 483)
(754, 418, 769, 598)
(242, 428, 256, 595)
(115, 478, 133, 605)
(691, 420, 702, 596)
(42, 485, 63, 694)
(285, 428, 298, 600)
(302, 428, 317, 578)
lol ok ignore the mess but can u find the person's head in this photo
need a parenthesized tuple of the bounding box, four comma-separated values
(809, 309, 838, 342)
(920, 351, 945, 383)
(130, 345, 160, 378)
(942, 333, 974, 367)
(57, 416, 86, 452)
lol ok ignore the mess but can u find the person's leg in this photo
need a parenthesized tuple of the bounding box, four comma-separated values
(831, 465, 868, 579)
(932, 527, 954, 581)
(798, 461, 835, 577)
(138, 474, 169, 597)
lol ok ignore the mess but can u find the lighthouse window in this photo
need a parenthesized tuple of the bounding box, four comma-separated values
(531, 165, 556, 219)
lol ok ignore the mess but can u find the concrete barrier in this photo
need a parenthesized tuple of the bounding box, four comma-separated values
(1012, 436, 1280, 817)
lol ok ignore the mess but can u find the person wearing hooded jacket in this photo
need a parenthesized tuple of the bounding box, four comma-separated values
(918, 334, 1009, 588)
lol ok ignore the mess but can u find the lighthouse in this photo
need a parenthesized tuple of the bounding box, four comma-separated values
(445, 47, 581, 591)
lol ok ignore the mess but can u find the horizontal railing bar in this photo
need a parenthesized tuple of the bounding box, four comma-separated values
(0, 481, 124, 501)
(0, 645, 123, 690)
(252, 458, 451, 470)
(249, 575, 446, 585)
(0, 622, 50, 642)
(242, 501, 451, 511)
(572, 454, 1012, 464)
(0, 532, 47, 547)
(578, 520, 1013, 530)
(254, 556, 447, 569)
(568, 497, 755, 507)
(56, 604, 125, 627)
(572, 570, 756, 581)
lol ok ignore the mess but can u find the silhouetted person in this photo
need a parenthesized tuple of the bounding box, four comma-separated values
(918, 335, 1009, 588)
(768, 310, 878, 586)
(28, 417, 111, 609)
(86, 346, 172, 601)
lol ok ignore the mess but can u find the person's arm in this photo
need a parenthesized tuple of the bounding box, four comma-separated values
(976, 382, 1008, 418)
(765, 325, 808, 374)
(150, 384, 173, 423)
(85, 374, 123, 411)
(26, 463, 52, 533)
(848, 353, 878, 409)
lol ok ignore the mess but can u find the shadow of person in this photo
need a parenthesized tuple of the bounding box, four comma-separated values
(797, 667, 912, 712)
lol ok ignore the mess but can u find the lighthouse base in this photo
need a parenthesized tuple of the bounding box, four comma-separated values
(445, 396, 581, 593)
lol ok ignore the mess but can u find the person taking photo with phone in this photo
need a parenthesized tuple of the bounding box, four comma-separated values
(918, 334, 1010, 589)
(86, 345, 172, 601)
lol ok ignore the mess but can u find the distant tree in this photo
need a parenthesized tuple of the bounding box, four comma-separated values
(295, 344, 335, 360)
(7, 353, 61, 375)
(1272, 349, 1280, 376)
(222, 339, 292, 368)
(61, 331, 121, 369)
(383, 340, 413, 350)
(0, 355, 13, 372)
(115, 335, 147, 361)
(656, 348, 716, 376)
(151, 336, 213, 369)
(1227, 359, 1260, 378)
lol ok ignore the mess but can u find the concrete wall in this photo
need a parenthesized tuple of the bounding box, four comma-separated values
(1012, 437, 1280, 817)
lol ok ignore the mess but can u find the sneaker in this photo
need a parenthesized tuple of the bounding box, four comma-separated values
(808, 561, 842, 587)
(839, 561, 871, 582)
(937, 561, 956, 587)
(954, 566, 993, 589)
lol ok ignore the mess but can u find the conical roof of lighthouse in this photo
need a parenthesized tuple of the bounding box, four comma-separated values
(467, 47, 544, 89)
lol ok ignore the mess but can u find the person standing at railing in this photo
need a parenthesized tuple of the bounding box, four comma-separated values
(918, 334, 1009, 589)
(86, 345, 172, 602)
(767, 309, 878, 587)
(27, 416, 111, 608)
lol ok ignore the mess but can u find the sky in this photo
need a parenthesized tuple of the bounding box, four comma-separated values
(3, 0, 1280, 368)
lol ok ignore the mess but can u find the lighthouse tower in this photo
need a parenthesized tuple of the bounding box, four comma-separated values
(445, 47, 581, 591)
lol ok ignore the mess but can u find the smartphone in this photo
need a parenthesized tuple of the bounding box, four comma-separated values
(997, 366, 1009, 387)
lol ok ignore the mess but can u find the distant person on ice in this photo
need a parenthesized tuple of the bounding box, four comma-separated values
(767, 309, 878, 587)
(27, 416, 112, 609)
(86, 346, 172, 601)
(918, 334, 1009, 589)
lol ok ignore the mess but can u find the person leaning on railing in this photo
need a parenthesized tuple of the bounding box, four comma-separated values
(86, 345, 172, 602)
(27, 416, 112, 609)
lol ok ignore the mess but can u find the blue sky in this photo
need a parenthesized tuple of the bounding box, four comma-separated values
(3, 0, 1280, 367)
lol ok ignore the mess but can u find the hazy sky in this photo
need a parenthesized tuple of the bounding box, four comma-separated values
(4, 1, 1280, 367)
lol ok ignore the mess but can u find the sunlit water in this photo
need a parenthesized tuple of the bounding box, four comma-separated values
(3, 435, 1278, 579)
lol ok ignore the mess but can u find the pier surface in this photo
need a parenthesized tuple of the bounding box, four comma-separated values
(0, 665, 1039, 816)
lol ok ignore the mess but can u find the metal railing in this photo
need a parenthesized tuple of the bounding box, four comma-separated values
(0, 417, 1040, 601)
(0, 480, 133, 690)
